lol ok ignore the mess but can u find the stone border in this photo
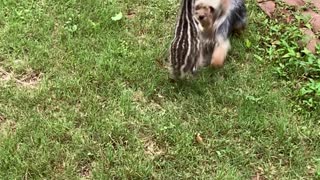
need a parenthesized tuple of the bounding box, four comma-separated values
(258, 0, 320, 53)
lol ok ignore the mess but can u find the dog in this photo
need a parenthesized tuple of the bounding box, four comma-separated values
(194, 0, 247, 67)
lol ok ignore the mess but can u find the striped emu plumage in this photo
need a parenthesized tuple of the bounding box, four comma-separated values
(169, 0, 202, 80)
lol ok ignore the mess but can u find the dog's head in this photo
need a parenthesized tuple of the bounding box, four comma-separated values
(194, 0, 230, 30)
(194, 3, 214, 30)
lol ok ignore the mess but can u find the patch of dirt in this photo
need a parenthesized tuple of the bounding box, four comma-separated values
(252, 167, 266, 180)
(53, 161, 65, 174)
(142, 136, 165, 160)
(0, 67, 42, 88)
(16, 71, 42, 88)
(0, 67, 12, 81)
(132, 90, 164, 113)
(0, 114, 6, 124)
(79, 163, 92, 179)
(251, 172, 265, 180)
(307, 165, 317, 176)
(126, 9, 136, 19)
(133, 90, 147, 103)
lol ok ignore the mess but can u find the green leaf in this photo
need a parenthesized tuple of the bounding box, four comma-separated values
(111, 12, 123, 21)
(245, 39, 251, 48)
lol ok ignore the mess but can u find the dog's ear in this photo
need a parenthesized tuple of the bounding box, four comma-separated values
(220, 0, 230, 13)
(221, 0, 230, 5)
(215, 0, 230, 18)
(209, 6, 214, 13)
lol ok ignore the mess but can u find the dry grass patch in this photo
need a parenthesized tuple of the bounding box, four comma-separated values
(141, 136, 165, 160)
(0, 115, 16, 140)
(0, 67, 12, 82)
(16, 71, 42, 88)
(0, 67, 42, 88)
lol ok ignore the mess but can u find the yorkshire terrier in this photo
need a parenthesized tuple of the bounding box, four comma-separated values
(194, 0, 247, 68)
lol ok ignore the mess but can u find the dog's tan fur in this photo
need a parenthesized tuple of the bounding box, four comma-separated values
(211, 36, 230, 67)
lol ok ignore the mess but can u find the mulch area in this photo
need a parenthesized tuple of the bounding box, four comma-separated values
(257, 0, 320, 53)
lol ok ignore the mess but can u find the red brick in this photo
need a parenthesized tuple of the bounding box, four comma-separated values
(282, 0, 305, 6)
(310, 0, 320, 10)
(300, 28, 320, 53)
(302, 10, 320, 32)
(258, 1, 276, 17)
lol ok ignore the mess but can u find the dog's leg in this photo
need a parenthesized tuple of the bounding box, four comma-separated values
(211, 35, 230, 68)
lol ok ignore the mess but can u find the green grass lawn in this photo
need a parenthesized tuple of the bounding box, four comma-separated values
(0, 0, 319, 179)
